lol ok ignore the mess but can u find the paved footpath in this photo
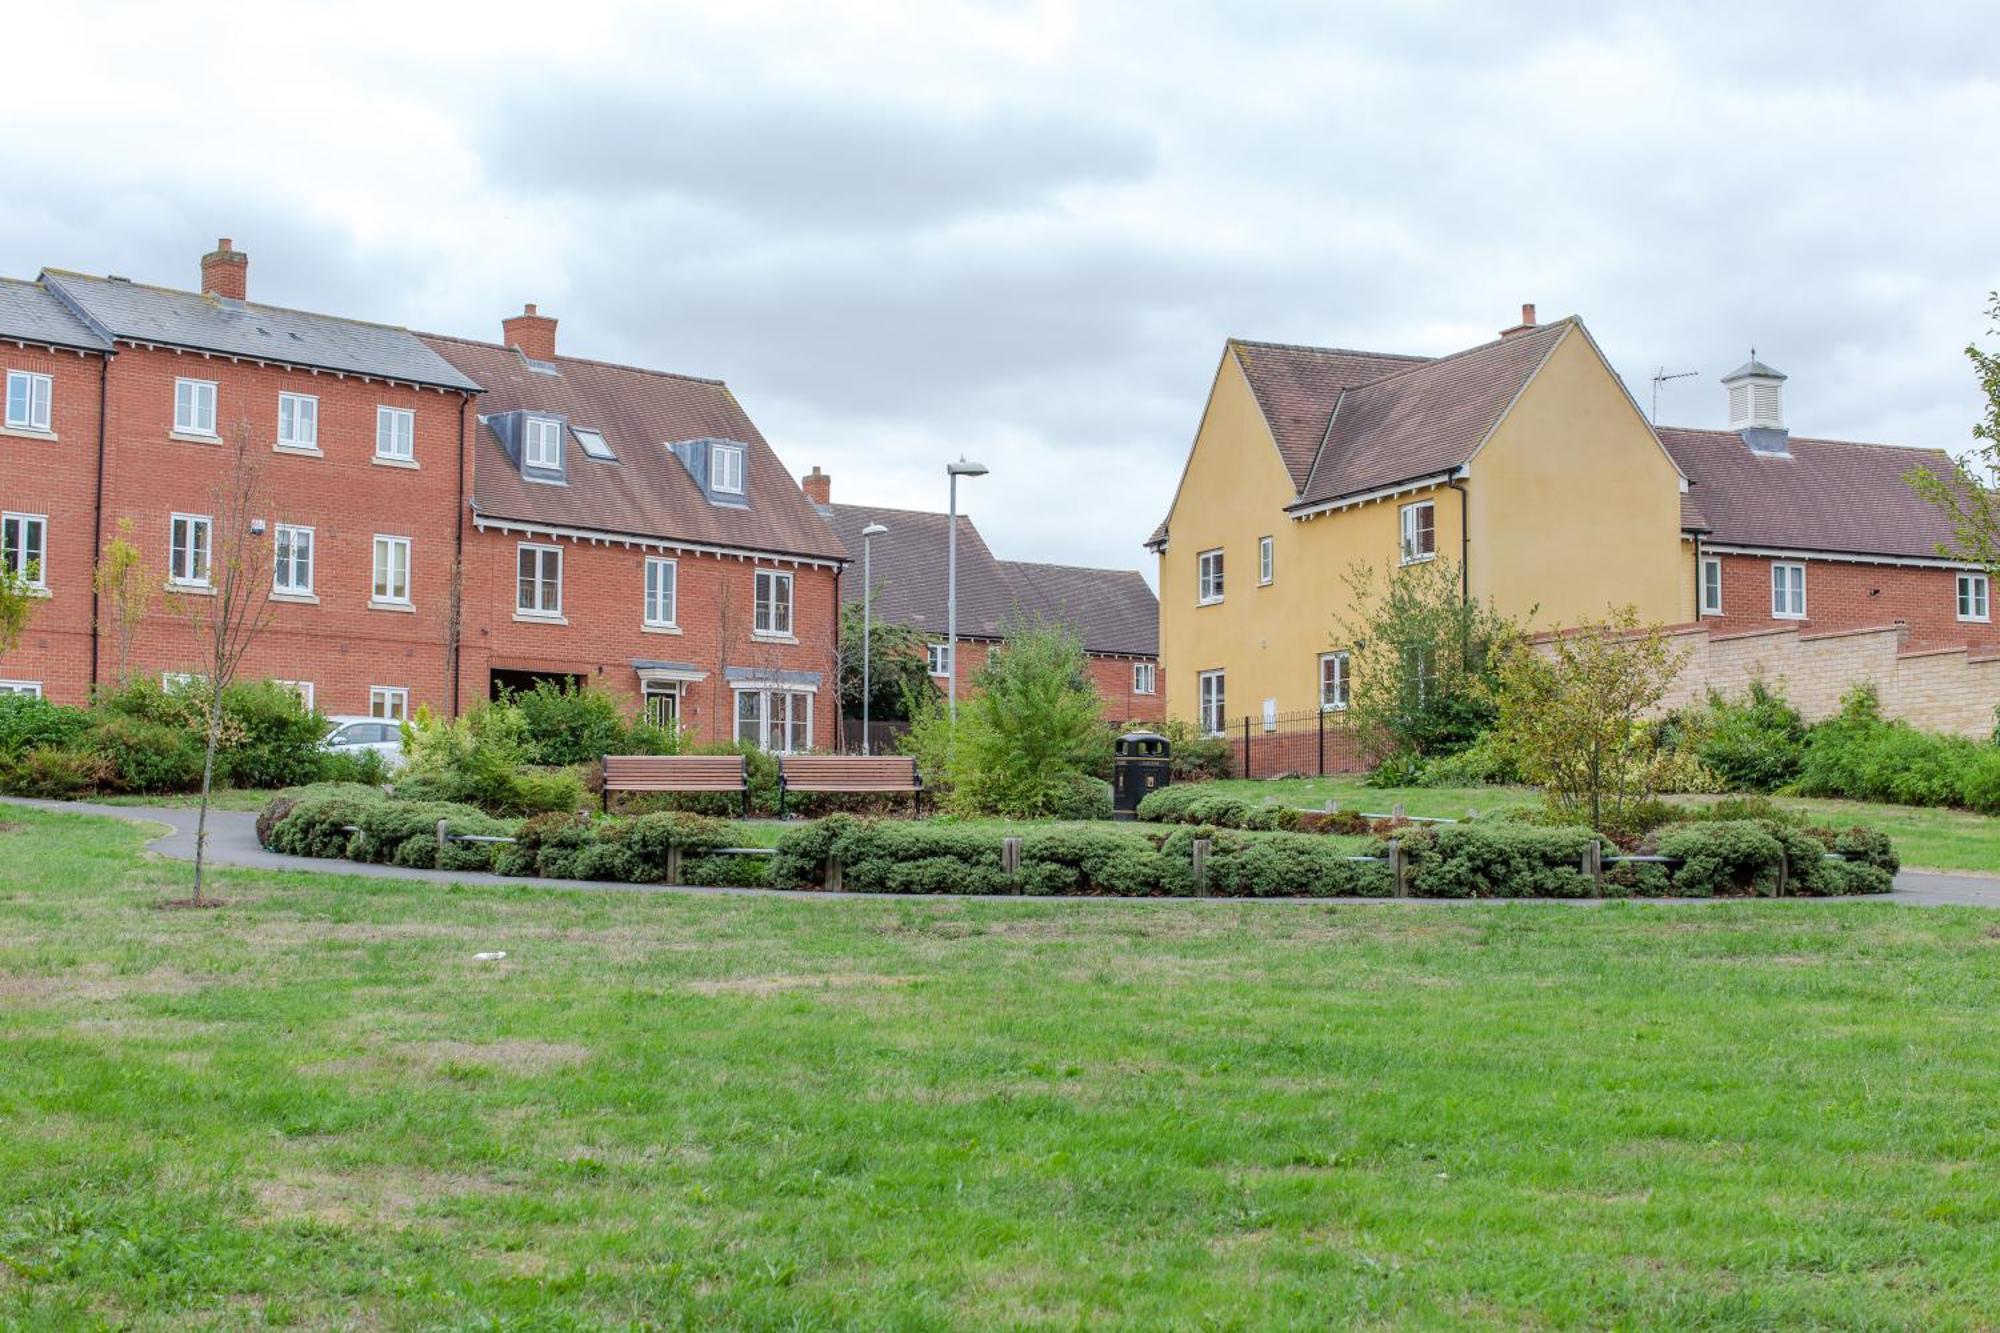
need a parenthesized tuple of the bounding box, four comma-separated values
(7, 798, 2000, 908)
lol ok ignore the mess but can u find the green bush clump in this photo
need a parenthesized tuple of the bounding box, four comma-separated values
(1653, 820, 1786, 897)
(1136, 785, 1299, 831)
(4, 745, 112, 798)
(213, 680, 330, 788)
(1402, 823, 1597, 899)
(1212, 835, 1392, 898)
(396, 703, 583, 815)
(262, 785, 391, 858)
(87, 712, 205, 793)
(0, 693, 90, 760)
(1695, 682, 1808, 793)
(509, 680, 632, 766)
(1792, 686, 2000, 813)
(1022, 827, 1183, 896)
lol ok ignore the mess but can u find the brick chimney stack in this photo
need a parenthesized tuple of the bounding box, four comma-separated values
(801, 465, 831, 508)
(201, 238, 248, 300)
(1499, 302, 1537, 337)
(503, 303, 558, 361)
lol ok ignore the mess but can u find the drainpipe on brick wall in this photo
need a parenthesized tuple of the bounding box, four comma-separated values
(448, 392, 470, 718)
(87, 349, 114, 697)
(830, 565, 844, 753)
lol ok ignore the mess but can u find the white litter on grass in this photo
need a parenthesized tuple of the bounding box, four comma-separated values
(473, 951, 508, 962)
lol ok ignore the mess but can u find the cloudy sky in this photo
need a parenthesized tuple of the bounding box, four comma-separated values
(5, 1, 1995, 581)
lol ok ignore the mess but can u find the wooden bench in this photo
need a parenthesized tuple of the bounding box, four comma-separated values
(601, 754, 750, 816)
(777, 755, 923, 817)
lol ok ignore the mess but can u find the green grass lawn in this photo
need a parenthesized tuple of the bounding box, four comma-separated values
(3, 807, 1998, 1328)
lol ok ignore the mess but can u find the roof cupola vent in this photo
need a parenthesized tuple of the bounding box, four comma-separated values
(1723, 352, 1789, 455)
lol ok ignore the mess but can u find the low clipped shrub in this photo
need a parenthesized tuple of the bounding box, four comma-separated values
(4, 746, 112, 799)
(1136, 785, 1300, 831)
(262, 784, 391, 858)
(1048, 774, 1115, 821)
(1023, 826, 1184, 896)
(1401, 823, 1597, 899)
(1653, 820, 1786, 897)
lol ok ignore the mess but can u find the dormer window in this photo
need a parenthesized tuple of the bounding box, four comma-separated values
(711, 442, 745, 495)
(524, 417, 563, 471)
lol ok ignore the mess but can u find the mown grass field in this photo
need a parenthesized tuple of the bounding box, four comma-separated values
(3, 806, 1998, 1328)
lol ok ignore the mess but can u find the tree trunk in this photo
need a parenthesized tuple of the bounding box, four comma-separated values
(193, 692, 222, 905)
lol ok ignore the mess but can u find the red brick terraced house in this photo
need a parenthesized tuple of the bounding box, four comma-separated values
(812, 476, 1162, 724)
(421, 311, 849, 749)
(0, 241, 849, 751)
(1664, 356, 1997, 654)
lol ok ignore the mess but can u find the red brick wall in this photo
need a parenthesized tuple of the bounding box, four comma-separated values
(461, 527, 842, 747)
(92, 346, 471, 716)
(923, 637, 1162, 723)
(1699, 552, 2000, 652)
(0, 345, 106, 699)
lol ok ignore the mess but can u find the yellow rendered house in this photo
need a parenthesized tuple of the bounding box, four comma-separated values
(1147, 309, 1690, 730)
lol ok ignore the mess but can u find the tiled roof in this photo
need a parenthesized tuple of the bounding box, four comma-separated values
(824, 503, 1014, 639)
(1294, 321, 1571, 508)
(1659, 426, 1963, 562)
(998, 559, 1158, 656)
(825, 503, 1158, 655)
(0, 277, 111, 352)
(42, 270, 480, 391)
(1231, 339, 1431, 488)
(427, 333, 847, 562)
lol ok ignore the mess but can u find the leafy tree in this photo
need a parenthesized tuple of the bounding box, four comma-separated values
(1333, 557, 1518, 763)
(835, 596, 937, 722)
(1491, 607, 1689, 832)
(94, 519, 153, 686)
(0, 562, 34, 661)
(908, 617, 1111, 817)
(1909, 292, 2000, 565)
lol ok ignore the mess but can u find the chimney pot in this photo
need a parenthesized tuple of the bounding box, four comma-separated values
(801, 466, 831, 508)
(201, 238, 249, 301)
(503, 303, 558, 361)
(1499, 301, 1538, 338)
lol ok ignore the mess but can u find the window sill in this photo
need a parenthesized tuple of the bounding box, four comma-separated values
(513, 611, 568, 625)
(1700, 608, 1722, 617)
(1320, 703, 1349, 713)
(1771, 612, 1807, 621)
(1196, 597, 1223, 608)
(372, 455, 419, 470)
(642, 622, 683, 635)
(369, 598, 415, 613)
(1400, 552, 1436, 567)
(1958, 616, 1992, 625)
(270, 590, 320, 605)
(0, 425, 56, 442)
(274, 444, 324, 458)
(170, 430, 223, 446)
(752, 632, 799, 645)
(165, 581, 215, 597)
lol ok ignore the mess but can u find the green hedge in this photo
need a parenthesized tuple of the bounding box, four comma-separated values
(1136, 785, 1304, 831)
(1400, 823, 1598, 899)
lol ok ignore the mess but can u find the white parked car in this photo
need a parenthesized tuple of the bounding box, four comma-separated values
(322, 716, 406, 770)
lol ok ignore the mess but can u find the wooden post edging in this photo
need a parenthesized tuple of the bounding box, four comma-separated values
(436, 819, 449, 853)
(1583, 839, 1603, 889)
(1192, 838, 1210, 897)
(665, 845, 683, 887)
(1774, 849, 1788, 898)
(826, 854, 844, 894)
(1002, 837, 1023, 892)
(1387, 838, 1407, 897)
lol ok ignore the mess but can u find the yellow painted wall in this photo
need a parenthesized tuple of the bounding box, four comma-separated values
(1158, 347, 1462, 723)
(1158, 325, 1693, 727)
(1465, 327, 1687, 627)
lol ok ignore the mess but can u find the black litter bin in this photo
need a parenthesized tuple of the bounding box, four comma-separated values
(1111, 730, 1172, 820)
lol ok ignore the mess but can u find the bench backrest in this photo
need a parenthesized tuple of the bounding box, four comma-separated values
(779, 755, 921, 791)
(602, 754, 747, 791)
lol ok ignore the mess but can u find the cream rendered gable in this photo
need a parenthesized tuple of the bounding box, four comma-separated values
(1462, 324, 1686, 628)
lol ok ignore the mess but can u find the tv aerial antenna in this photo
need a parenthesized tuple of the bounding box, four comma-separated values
(1651, 366, 1699, 424)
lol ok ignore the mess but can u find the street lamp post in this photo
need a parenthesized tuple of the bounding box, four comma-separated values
(945, 458, 989, 725)
(859, 522, 886, 754)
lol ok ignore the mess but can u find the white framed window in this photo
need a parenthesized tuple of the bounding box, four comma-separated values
(710, 442, 746, 495)
(643, 680, 682, 730)
(169, 513, 213, 588)
(1699, 556, 1723, 616)
(277, 392, 319, 451)
(734, 686, 812, 753)
(516, 543, 562, 617)
(174, 378, 217, 436)
(5, 370, 52, 432)
(0, 680, 43, 698)
(371, 535, 411, 605)
(1197, 548, 1224, 604)
(754, 569, 793, 637)
(1771, 562, 1806, 619)
(1400, 500, 1436, 564)
(1320, 650, 1350, 711)
(375, 406, 415, 461)
(161, 672, 205, 691)
(524, 416, 563, 470)
(928, 642, 952, 677)
(1198, 669, 1226, 736)
(644, 556, 678, 627)
(573, 427, 615, 461)
(1958, 572, 1990, 623)
(1133, 661, 1156, 695)
(369, 686, 409, 721)
(1258, 535, 1274, 586)
(1, 513, 47, 589)
(273, 679, 315, 710)
(272, 524, 313, 596)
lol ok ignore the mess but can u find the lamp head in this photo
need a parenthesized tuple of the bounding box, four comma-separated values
(862, 522, 888, 537)
(946, 458, 989, 478)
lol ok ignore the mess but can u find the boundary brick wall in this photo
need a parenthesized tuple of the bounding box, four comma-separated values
(1698, 551, 1999, 652)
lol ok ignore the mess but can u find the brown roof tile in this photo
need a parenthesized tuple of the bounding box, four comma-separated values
(998, 559, 1158, 657)
(1231, 339, 1430, 488)
(422, 334, 848, 563)
(1659, 426, 1962, 561)
(1294, 322, 1571, 508)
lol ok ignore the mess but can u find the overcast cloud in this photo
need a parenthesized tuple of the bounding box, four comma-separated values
(4, 1, 1995, 581)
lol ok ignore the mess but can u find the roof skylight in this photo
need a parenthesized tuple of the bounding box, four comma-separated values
(573, 427, 616, 461)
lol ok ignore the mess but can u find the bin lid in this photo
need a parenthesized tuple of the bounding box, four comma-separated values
(1115, 730, 1171, 755)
